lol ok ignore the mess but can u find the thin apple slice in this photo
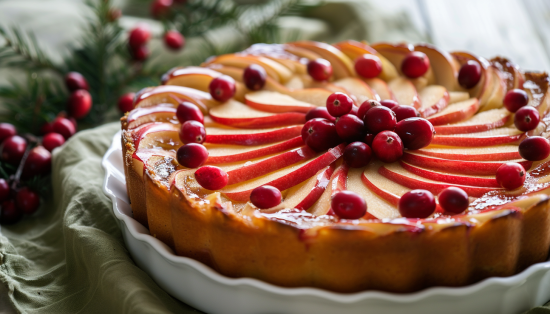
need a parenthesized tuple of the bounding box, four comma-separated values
(205, 125, 302, 145)
(433, 108, 510, 135)
(333, 77, 376, 103)
(449, 91, 470, 104)
(451, 52, 492, 100)
(371, 42, 413, 77)
(133, 123, 180, 149)
(360, 161, 410, 206)
(418, 85, 450, 117)
(379, 163, 498, 197)
(333, 40, 399, 82)
(132, 149, 176, 178)
(490, 57, 524, 91)
(431, 127, 523, 147)
(363, 78, 394, 100)
(399, 161, 499, 188)
(161, 66, 221, 90)
(222, 144, 345, 201)
(415, 44, 461, 91)
(245, 91, 316, 113)
(306, 162, 350, 216)
(479, 67, 507, 112)
(524, 72, 550, 116)
(205, 136, 304, 164)
(126, 104, 177, 130)
(284, 88, 333, 108)
(402, 152, 532, 176)
(134, 85, 217, 113)
(427, 98, 479, 125)
(416, 145, 520, 161)
(286, 41, 355, 79)
(209, 100, 305, 128)
(388, 77, 421, 108)
(226, 146, 317, 185)
(203, 54, 293, 83)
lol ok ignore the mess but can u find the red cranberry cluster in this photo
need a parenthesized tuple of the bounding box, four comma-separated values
(128, 24, 184, 62)
(398, 186, 470, 219)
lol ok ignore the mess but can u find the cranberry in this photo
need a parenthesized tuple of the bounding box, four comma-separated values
(380, 100, 398, 110)
(64, 72, 89, 91)
(394, 117, 434, 150)
(177, 101, 204, 124)
(496, 162, 526, 190)
(305, 107, 335, 122)
(458, 60, 482, 89)
(118, 92, 135, 113)
(326, 92, 353, 117)
(438, 187, 469, 214)
(195, 166, 228, 190)
(504, 89, 529, 113)
(179, 120, 206, 144)
(128, 24, 151, 49)
(151, 0, 173, 18)
(336, 114, 366, 142)
(399, 189, 436, 218)
(250, 185, 282, 209)
(42, 133, 65, 152)
(164, 30, 185, 50)
(354, 54, 382, 78)
(209, 75, 236, 102)
(364, 106, 397, 134)
(15, 187, 40, 215)
(0, 200, 22, 225)
(371, 131, 403, 163)
(0, 179, 9, 203)
(1, 135, 26, 165)
(177, 143, 209, 168)
(243, 64, 267, 91)
(343, 142, 372, 168)
(301, 118, 341, 152)
(519, 136, 550, 161)
(52, 117, 76, 139)
(67, 89, 92, 119)
(40, 122, 54, 135)
(514, 106, 540, 131)
(22, 146, 52, 179)
(357, 99, 380, 120)
(307, 58, 333, 81)
(363, 133, 374, 146)
(349, 105, 359, 117)
(401, 51, 430, 78)
(331, 190, 367, 219)
(0, 123, 16, 143)
(131, 45, 150, 61)
(392, 105, 419, 122)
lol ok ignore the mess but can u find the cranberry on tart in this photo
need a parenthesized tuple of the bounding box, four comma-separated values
(121, 40, 550, 293)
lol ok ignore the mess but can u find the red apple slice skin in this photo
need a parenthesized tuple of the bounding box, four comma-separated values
(331, 163, 349, 196)
(388, 77, 421, 108)
(427, 98, 478, 126)
(399, 161, 500, 188)
(416, 146, 521, 161)
(431, 133, 522, 147)
(433, 108, 510, 135)
(402, 152, 532, 176)
(286, 41, 355, 79)
(133, 123, 180, 148)
(134, 85, 216, 113)
(294, 163, 336, 211)
(378, 164, 497, 197)
(245, 91, 316, 113)
(223, 144, 345, 201)
(418, 85, 450, 117)
(226, 146, 317, 185)
(205, 125, 302, 145)
(415, 44, 460, 92)
(126, 105, 178, 130)
(206, 136, 304, 164)
(361, 170, 400, 206)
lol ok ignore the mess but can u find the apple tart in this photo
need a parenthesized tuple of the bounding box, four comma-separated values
(121, 40, 550, 293)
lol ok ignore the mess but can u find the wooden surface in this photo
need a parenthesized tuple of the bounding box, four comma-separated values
(371, 0, 550, 72)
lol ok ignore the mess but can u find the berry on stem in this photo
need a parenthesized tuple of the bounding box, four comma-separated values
(438, 187, 469, 214)
(177, 143, 209, 168)
(15, 187, 40, 215)
(43, 133, 65, 152)
(195, 166, 228, 190)
(0, 179, 9, 203)
(0, 123, 16, 144)
(22, 146, 52, 179)
(0, 200, 22, 225)
(179, 120, 206, 144)
(118, 93, 135, 113)
(331, 190, 367, 220)
(326, 92, 353, 117)
(371, 131, 403, 163)
(243, 64, 267, 91)
(343, 142, 372, 168)
(176, 101, 204, 124)
(52, 117, 76, 139)
(250, 185, 282, 209)
(305, 107, 335, 122)
(514, 106, 540, 132)
(504, 89, 529, 113)
(519, 136, 550, 161)
(1, 135, 27, 165)
(401, 51, 430, 78)
(131, 45, 150, 61)
(354, 54, 382, 78)
(67, 89, 92, 119)
(164, 30, 185, 51)
(363, 106, 397, 134)
(392, 105, 419, 122)
(128, 24, 151, 49)
(336, 114, 366, 142)
(496, 162, 526, 190)
(151, 0, 173, 18)
(65, 72, 89, 91)
(301, 118, 341, 152)
(307, 58, 332, 81)
(458, 60, 482, 89)
(394, 117, 434, 150)
(399, 189, 436, 218)
(209, 75, 236, 102)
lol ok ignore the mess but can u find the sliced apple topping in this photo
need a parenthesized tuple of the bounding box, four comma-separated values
(479, 67, 507, 112)
(433, 108, 510, 135)
(431, 127, 523, 147)
(418, 85, 450, 117)
(205, 136, 304, 164)
(126, 105, 177, 130)
(399, 161, 500, 188)
(134, 85, 217, 113)
(490, 57, 524, 91)
(286, 41, 355, 79)
(371, 42, 413, 76)
(333, 77, 376, 103)
(360, 161, 410, 206)
(245, 90, 316, 113)
(133, 123, 180, 149)
(524, 72, 550, 116)
(363, 78, 394, 100)
(415, 44, 460, 91)
(427, 98, 479, 126)
(205, 125, 302, 145)
(209, 99, 306, 128)
(161, 66, 222, 90)
(204, 54, 293, 83)
(388, 77, 421, 108)
(416, 145, 520, 161)
(449, 91, 470, 104)
(334, 40, 399, 82)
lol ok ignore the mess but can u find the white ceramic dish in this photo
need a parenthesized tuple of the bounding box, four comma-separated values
(102, 131, 550, 314)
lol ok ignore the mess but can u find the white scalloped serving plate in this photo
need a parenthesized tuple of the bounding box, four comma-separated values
(102, 131, 550, 314)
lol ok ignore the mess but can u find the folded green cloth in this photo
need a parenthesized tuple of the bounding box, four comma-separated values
(0, 122, 199, 313)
